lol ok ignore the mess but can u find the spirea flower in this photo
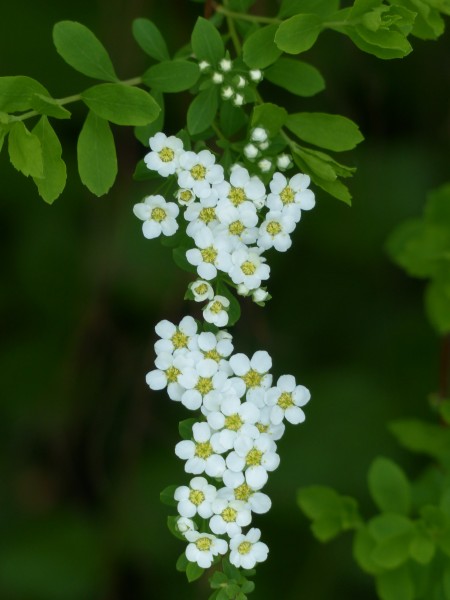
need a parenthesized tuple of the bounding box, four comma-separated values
(175, 476, 217, 518)
(144, 132, 184, 177)
(209, 497, 252, 537)
(229, 528, 268, 568)
(133, 195, 179, 239)
(203, 295, 230, 327)
(190, 279, 214, 302)
(185, 531, 228, 568)
(175, 422, 226, 477)
(265, 374, 311, 425)
(178, 150, 224, 198)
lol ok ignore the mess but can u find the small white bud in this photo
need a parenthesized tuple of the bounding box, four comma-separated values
(258, 158, 272, 173)
(236, 75, 247, 88)
(190, 279, 214, 302)
(251, 127, 268, 143)
(219, 58, 233, 72)
(198, 60, 210, 71)
(252, 288, 269, 304)
(244, 143, 259, 159)
(277, 153, 292, 170)
(177, 517, 197, 534)
(233, 93, 244, 106)
(176, 188, 196, 206)
(249, 69, 263, 82)
(222, 86, 234, 99)
(258, 141, 269, 150)
(237, 283, 251, 296)
(212, 72, 224, 84)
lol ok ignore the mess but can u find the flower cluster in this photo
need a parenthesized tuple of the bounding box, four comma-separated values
(198, 57, 263, 107)
(146, 316, 311, 569)
(134, 132, 315, 325)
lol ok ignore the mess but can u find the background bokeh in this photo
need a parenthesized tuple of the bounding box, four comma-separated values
(1, 1, 449, 598)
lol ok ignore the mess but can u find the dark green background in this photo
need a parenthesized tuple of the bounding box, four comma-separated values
(1, 1, 449, 598)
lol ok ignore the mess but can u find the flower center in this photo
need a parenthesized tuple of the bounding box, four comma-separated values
(191, 164, 207, 181)
(221, 507, 238, 523)
(204, 349, 221, 362)
(278, 391, 294, 409)
(224, 413, 243, 432)
(195, 441, 213, 459)
(165, 366, 181, 383)
(196, 376, 214, 395)
(280, 186, 295, 204)
(151, 207, 166, 222)
(234, 483, 252, 502)
(229, 220, 244, 236)
(242, 369, 263, 388)
(238, 541, 252, 555)
(201, 246, 218, 264)
(266, 221, 282, 236)
(179, 190, 193, 204)
(241, 260, 256, 276)
(210, 301, 223, 314)
(158, 147, 175, 162)
(256, 422, 269, 434)
(196, 537, 212, 551)
(189, 489, 205, 506)
(194, 283, 209, 296)
(229, 187, 246, 206)
(246, 448, 263, 466)
(199, 207, 216, 223)
(171, 330, 188, 349)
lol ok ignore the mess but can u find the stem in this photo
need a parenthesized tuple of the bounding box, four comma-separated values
(10, 76, 143, 122)
(214, 2, 281, 24)
(439, 334, 450, 401)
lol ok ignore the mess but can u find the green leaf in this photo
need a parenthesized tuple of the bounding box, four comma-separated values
(425, 281, 450, 334)
(353, 527, 384, 575)
(167, 516, 185, 541)
(354, 26, 412, 56)
(0, 125, 8, 154)
(222, 556, 241, 580)
(375, 566, 414, 600)
(176, 552, 188, 573)
(173, 247, 197, 274)
(179, 418, 196, 440)
(278, 0, 339, 18)
(160, 484, 177, 507)
(343, 28, 412, 59)
(368, 456, 411, 515)
(216, 281, 241, 327)
(30, 94, 71, 119)
(186, 561, 204, 582)
(251, 103, 287, 137)
(210, 571, 228, 589)
(143, 60, 200, 93)
(191, 17, 225, 65)
(8, 121, 43, 178)
(81, 84, 160, 126)
(286, 112, 364, 151)
(371, 533, 413, 569)
(53, 21, 118, 82)
(368, 513, 413, 542)
(219, 102, 247, 137)
(389, 419, 450, 461)
(31, 117, 67, 204)
(77, 111, 117, 196)
(187, 86, 218, 135)
(264, 58, 325, 97)
(243, 24, 282, 69)
(409, 528, 435, 565)
(275, 14, 323, 54)
(134, 91, 165, 145)
(132, 18, 170, 61)
(0, 76, 50, 112)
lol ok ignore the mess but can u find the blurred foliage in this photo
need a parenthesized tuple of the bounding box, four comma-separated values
(1, 0, 450, 599)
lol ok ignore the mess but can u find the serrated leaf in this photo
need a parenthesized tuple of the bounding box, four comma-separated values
(30, 94, 71, 119)
(275, 14, 323, 54)
(0, 76, 50, 112)
(187, 86, 218, 135)
(286, 112, 364, 151)
(251, 103, 287, 137)
(77, 111, 117, 196)
(53, 21, 118, 82)
(8, 121, 43, 178)
(143, 60, 200, 93)
(191, 17, 225, 65)
(264, 58, 325, 97)
(243, 24, 282, 69)
(81, 83, 160, 126)
(368, 457, 411, 515)
(160, 484, 177, 507)
(132, 18, 170, 61)
(32, 117, 67, 203)
(186, 561, 204, 582)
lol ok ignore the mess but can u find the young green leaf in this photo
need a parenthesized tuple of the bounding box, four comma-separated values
(243, 24, 282, 69)
(278, 0, 339, 18)
(286, 112, 364, 151)
(160, 485, 178, 507)
(187, 86, 218, 135)
(32, 117, 67, 204)
(191, 17, 225, 65)
(30, 94, 71, 119)
(186, 561, 204, 582)
(409, 528, 435, 565)
(143, 60, 200, 93)
(353, 527, 384, 575)
(132, 18, 170, 62)
(173, 247, 197, 274)
(264, 58, 325, 97)
(179, 418, 196, 440)
(275, 14, 323, 54)
(176, 552, 188, 572)
(425, 281, 450, 334)
(8, 121, 43, 178)
(375, 565, 414, 600)
(388, 418, 450, 460)
(77, 110, 117, 196)
(81, 84, 160, 125)
(134, 91, 165, 145)
(53, 21, 118, 82)
(251, 103, 287, 137)
(368, 456, 411, 515)
(0, 76, 50, 112)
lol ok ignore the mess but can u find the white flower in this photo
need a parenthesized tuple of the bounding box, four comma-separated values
(190, 280, 214, 302)
(219, 58, 233, 72)
(198, 60, 210, 71)
(144, 132, 184, 177)
(229, 528, 268, 569)
(177, 516, 197, 534)
(228, 247, 270, 291)
(249, 69, 263, 82)
(218, 474, 272, 514)
(184, 190, 220, 237)
(253, 406, 285, 440)
(146, 350, 198, 401)
(265, 374, 311, 425)
(229, 350, 272, 403)
(133, 195, 179, 239)
(222, 86, 234, 99)
(210, 497, 251, 537)
(227, 166, 266, 210)
(277, 153, 292, 170)
(175, 476, 217, 518)
(175, 422, 226, 477)
(267, 172, 315, 220)
(178, 150, 224, 198)
(258, 210, 296, 252)
(215, 202, 259, 246)
(244, 143, 259, 159)
(233, 93, 244, 106)
(207, 395, 260, 450)
(203, 295, 230, 327)
(185, 531, 227, 568)
(258, 158, 272, 173)
(176, 188, 196, 206)
(212, 72, 224, 84)
(178, 358, 229, 410)
(154, 316, 198, 355)
(251, 127, 268, 143)
(186, 227, 232, 280)
(197, 330, 233, 367)
(226, 433, 280, 488)
(201, 376, 246, 415)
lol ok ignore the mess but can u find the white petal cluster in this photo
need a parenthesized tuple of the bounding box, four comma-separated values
(146, 316, 310, 569)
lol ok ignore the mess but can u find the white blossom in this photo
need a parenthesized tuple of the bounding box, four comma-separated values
(178, 150, 224, 198)
(222, 86, 234, 99)
(228, 247, 270, 291)
(226, 433, 280, 488)
(175, 422, 226, 477)
(258, 211, 296, 252)
(276, 153, 292, 170)
(177, 516, 197, 534)
(175, 476, 217, 519)
(265, 374, 311, 425)
(218, 476, 271, 514)
(186, 227, 232, 280)
(198, 60, 210, 71)
(233, 93, 244, 106)
(144, 132, 183, 177)
(133, 195, 179, 239)
(203, 295, 230, 327)
(267, 172, 315, 220)
(189, 280, 214, 303)
(229, 528, 268, 569)
(178, 358, 229, 410)
(185, 530, 228, 568)
(154, 316, 198, 355)
(209, 497, 251, 537)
